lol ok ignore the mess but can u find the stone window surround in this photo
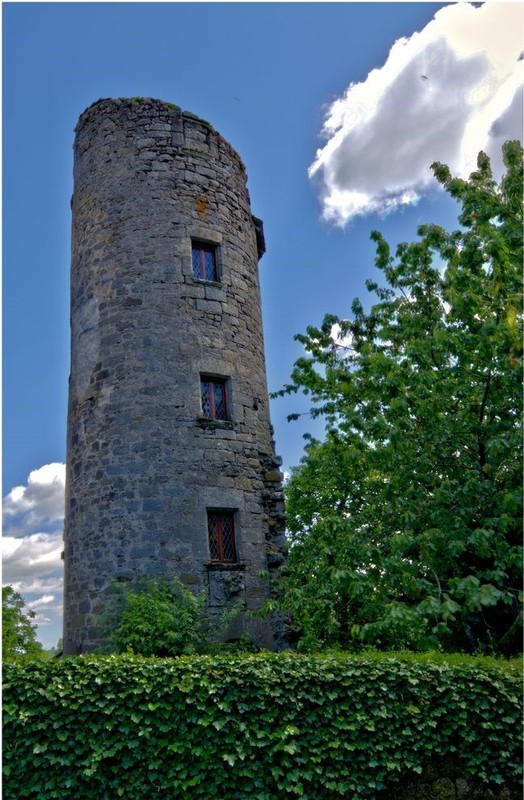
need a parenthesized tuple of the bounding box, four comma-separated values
(196, 358, 236, 425)
(192, 240, 219, 282)
(197, 489, 246, 565)
(204, 561, 245, 572)
(185, 228, 223, 285)
(200, 374, 230, 421)
(207, 508, 238, 563)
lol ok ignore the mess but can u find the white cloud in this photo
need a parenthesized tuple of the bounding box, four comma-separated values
(2, 530, 64, 646)
(331, 322, 354, 352)
(3, 462, 65, 536)
(27, 594, 63, 629)
(8, 576, 64, 595)
(2, 533, 63, 584)
(2, 463, 65, 649)
(27, 594, 56, 610)
(310, 2, 524, 225)
(32, 614, 53, 627)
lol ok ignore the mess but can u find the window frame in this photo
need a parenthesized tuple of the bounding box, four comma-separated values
(191, 240, 219, 283)
(200, 375, 229, 421)
(207, 510, 238, 563)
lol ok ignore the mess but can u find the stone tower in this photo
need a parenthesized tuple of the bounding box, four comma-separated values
(63, 98, 286, 655)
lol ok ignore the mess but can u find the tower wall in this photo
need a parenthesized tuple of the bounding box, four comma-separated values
(63, 98, 286, 654)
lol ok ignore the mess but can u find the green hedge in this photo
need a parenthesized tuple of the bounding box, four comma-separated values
(3, 652, 522, 799)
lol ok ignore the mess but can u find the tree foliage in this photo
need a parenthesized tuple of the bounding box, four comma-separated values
(2, 585, 46, 661)
(277, 142, 523, 655)
(101, 575, 244, 657)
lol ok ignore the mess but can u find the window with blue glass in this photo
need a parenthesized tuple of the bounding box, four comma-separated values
(192, 241, 219, 282)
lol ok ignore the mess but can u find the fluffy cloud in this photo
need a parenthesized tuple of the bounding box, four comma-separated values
(2, 463, 65, 647)
(3, 462, 65, 536)
(310, 2, 524, 224)
(2, 533, 63, 584)
(8, 576, 64, 595)
(27, 594, 56, 609)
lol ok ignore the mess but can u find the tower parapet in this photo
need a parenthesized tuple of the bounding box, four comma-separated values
(63, 98, 286, 654)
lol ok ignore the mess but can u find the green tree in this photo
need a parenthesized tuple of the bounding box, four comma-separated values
(2, 586, 46, 660)
(102, 575, 244, 657)
(277, 142, 523, 655)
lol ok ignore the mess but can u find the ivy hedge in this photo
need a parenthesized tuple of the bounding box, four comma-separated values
(3, 652, 522, 799)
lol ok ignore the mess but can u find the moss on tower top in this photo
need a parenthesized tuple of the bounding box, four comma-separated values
(74, 97, 245, 171)
(76, 97, 182, 130)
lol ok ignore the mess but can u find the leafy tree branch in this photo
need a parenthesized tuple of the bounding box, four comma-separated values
(277, 141, 523, 655)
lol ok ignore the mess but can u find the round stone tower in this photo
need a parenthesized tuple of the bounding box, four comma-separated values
(63, 98, 286, 654)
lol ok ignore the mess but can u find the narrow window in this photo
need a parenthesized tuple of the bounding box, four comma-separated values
(192, 241, 218, 282)
(208, 511, 237, 562)
(201, 376, 228, 420)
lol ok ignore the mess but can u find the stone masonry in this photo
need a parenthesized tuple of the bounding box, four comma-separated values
(63, 98, 287, 654)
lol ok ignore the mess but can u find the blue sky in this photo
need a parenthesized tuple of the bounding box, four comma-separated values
(3, 1, 522, 648)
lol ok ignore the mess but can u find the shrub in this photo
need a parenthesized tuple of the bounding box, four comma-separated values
(100, 575, 245, 656)
(3, 651, 521, 799)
